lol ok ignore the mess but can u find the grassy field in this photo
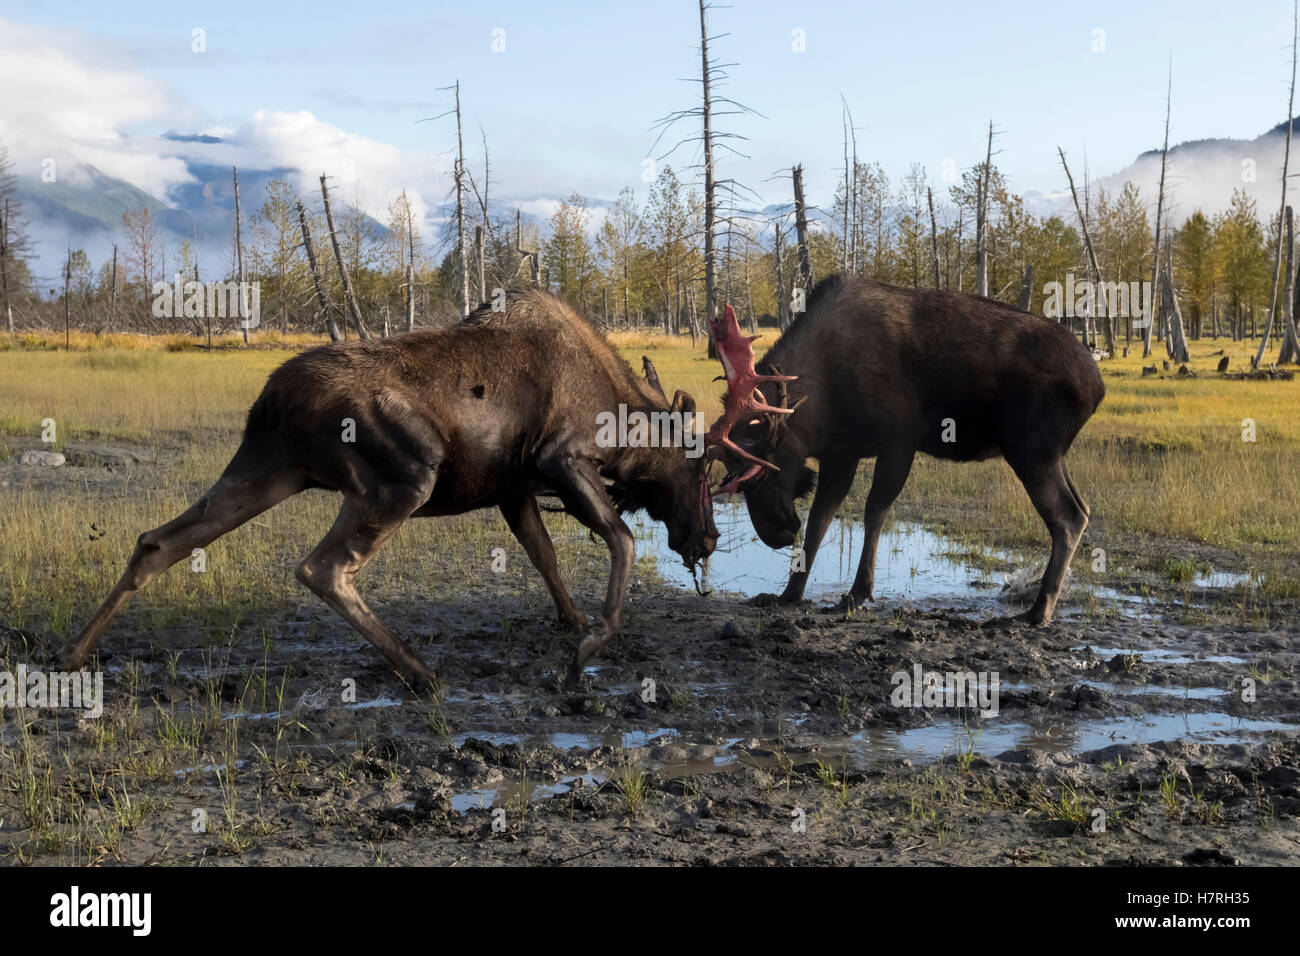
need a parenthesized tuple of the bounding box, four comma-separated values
(0, 324, 1297, 643)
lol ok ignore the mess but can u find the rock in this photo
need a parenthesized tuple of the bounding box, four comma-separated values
(1216, 356, 1230, 372)
(18, 450, 65, 466)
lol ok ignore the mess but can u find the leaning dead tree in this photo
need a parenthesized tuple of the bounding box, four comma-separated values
(296, 198, 342, 342)
(1258, 0, 1298, 368)
(319, 173, 370, 339)
(1058, 146, 1116, 356)
(1147, 61, 1172, 358)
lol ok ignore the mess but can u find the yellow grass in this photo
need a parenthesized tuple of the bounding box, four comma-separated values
(0, 326, 1296, 639)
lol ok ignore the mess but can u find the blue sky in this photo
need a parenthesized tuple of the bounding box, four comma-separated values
(2, 0, 1296, 215)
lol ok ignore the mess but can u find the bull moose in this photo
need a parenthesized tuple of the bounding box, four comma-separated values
(706, 275, 1105, 625)
(65, 289, 718, 687)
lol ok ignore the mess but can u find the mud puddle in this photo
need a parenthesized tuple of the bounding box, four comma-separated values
(634, 502, 1242, 619)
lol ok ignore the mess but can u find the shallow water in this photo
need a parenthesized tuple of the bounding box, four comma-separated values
(632, 502, 1005, 604)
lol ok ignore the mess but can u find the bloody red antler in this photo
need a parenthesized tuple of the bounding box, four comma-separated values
(705, 304, 798, 494)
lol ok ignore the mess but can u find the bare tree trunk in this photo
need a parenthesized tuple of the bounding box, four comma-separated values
(927, 186, 941, 289)
(1282, 208, 1297, 363)
(1258, 3, 1298, 367)
(774, 222, 788, 330)
(699, 0, 718, 358)
(297, 198, 342, 342)
(406, 194, 417, 332)
(976, 121, 993, 298)
(63, 246, 71, 349)
(0, 199, 12, 333)
(109, 243, 117, 334)
(454, 81, 470, 319)
(1279, 222, 1300, 364)
(1148, 62, 1172, 358)
(320, 173, 369, 339)
(475, 224, 485, 307)
(1018, 264, 1034, 312)
(233, 166, 249, 344)
(1058, 146, 1114, 356)
(1162, 255, 1191, 363)
(841, 97, 851, 273)
(793, 164, 813, 292)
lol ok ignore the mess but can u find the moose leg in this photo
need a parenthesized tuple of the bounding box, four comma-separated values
(779, 457, 858, 603)
(295, 488, 437, 687)
(65, 469, 302, 669)
(538, 455, 634, 686)
(840, 446, 916, 609)
(500, 492, 586, 629)
(1007, 457, 1088, 625)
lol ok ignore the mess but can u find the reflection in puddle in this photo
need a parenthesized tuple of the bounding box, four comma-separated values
(632, 501, 1244, 620)
(634, 503, 1000, 605)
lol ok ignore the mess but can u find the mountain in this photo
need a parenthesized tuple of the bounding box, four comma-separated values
(14, 118, 1300, 284)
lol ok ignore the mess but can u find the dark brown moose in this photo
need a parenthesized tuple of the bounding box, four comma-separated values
(706, 275, 1104, 625)
(66, 289, 718, 687)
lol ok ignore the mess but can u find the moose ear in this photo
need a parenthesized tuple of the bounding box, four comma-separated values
(670, 390, 697, 415)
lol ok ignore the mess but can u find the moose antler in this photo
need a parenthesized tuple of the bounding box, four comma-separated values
(705, 304, 798, 494)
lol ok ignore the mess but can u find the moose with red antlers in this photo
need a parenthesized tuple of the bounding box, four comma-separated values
(706, 275, 1104, 626)
(65, 288, 719, 689)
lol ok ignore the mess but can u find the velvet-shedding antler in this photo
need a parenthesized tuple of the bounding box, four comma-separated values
(705, 303, 798, 494)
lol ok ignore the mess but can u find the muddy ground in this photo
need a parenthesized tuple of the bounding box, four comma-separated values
(1, 482, 1297, 865)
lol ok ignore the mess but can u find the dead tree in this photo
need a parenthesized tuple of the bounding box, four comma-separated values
(1147, 60, 1172, 358)
(63, 245, 71, 349)
(793, 164, 813, 292)
(1018, 264, 1034, 312)
(1283, 208, 1297, 363)
(233, 166, 249, 344)
(774, 221, 788, 330)
(1282, 217, 1300, 362)
(320, 173, 370, 339)
(976, 121, 994, 298)
(1161, 254, 1191, 363)
(405, 195, 417, 332)
(514, 209, 540, 285)
(0, 198, 13, 333)
(297, 198, 342, 342)
(1258, 2, 1298, 368)
(651, 0, 761, 356)
(454, 82, 469, 318)
(1058, 146, 1115, 356)
(109, 243, 117, 334)
(927, 186, 941, 289)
